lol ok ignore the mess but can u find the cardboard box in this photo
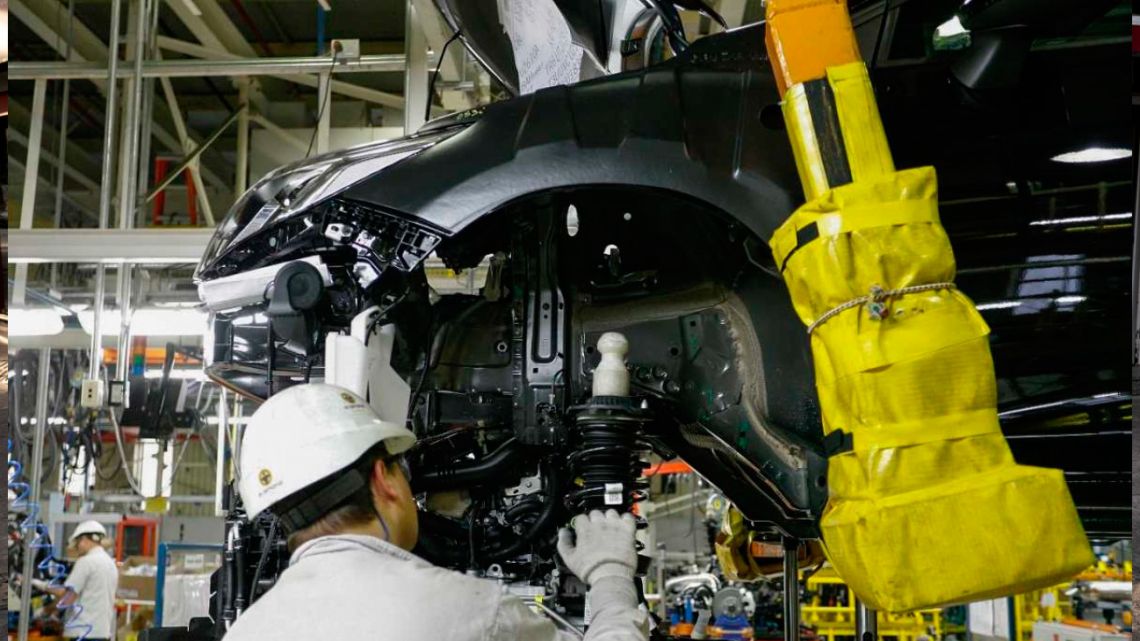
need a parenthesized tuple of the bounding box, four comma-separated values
(116, 556, 158, 601)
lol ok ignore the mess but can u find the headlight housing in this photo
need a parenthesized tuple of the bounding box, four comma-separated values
(195, 128, 462, 281)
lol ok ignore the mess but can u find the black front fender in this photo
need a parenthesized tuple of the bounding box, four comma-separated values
(343, 24, 801, 241)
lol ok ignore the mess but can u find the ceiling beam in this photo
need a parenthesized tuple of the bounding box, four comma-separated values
(8, 128, 101, 191)
(7, 98, 105, 184)
(9, 228, 214, 263)
(8, 157, 100, 221)
(11, 0, 231, 194)
(11, 52, 410, 79)
(162, 0, 268, 116)
(157, 35, 410, 110)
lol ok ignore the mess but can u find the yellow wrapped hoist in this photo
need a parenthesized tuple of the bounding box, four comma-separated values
(763, 0, 1093, 612)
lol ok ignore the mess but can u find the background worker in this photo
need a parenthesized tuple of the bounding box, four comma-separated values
(28, 520, 119, 641)
(225, 383, 648, 641)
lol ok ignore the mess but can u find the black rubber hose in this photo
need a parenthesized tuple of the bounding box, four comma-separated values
(504, 497, 543, 522)
(248, 518, 279, 604)
(485, 462, 562, 562)
(412, 438, 522, 492)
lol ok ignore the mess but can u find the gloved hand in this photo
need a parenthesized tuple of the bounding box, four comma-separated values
(30, 578, 50, 591)
(557, 509, 637, 585)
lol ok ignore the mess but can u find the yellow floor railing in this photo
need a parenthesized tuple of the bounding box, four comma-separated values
(802, 568, 942, 641)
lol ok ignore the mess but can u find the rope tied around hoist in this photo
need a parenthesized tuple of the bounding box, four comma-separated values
(806, 282, 958, 336)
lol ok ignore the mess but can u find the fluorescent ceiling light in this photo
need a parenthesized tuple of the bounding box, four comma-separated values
(316, 0, 332, 11)
(143, 369, 209, 381)
(975, 301, 1021, 311)
(10, 309, 65, 337)
(78, 309, 208, 337)
(133, 309, 209, 336)
(205, 416, 251, 426)
(1050, 147, 1132, 164)
(78, 310, 124, 335)
(976, 296, 1086, 310)
(1029, 212, 1132, 226)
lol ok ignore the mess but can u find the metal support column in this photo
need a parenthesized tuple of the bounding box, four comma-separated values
(1132, 138, 1140, 364)
(134, 0, 161, 226)
(403, 0, 429, 134)
(236, 79, 250, 194)
(316, 71, 331, 155)
(89, 0, 124, 380)
(214, 388, 228, 517)
(655, 546, 667, 619)
(854, 600, 878, 641)
(51, 0, 77, 290)
(16, 349, 52, 641)
(12, 77, 48, 307)
(1007, 596, 1018, 641)
(783, 538, 800, 641)
(115, 0, 148, 382)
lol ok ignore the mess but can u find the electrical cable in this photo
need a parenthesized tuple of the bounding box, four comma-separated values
(107, 408, 147, 496)
(425, 29, 462, 122)
(363, 290, 409, 347)
(247, 517, 279, 604)
(304, 54, 339, 159)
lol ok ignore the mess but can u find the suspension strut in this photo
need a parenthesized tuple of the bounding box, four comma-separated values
(565, 332, 652, 517)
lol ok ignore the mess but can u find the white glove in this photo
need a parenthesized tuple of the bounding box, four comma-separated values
(30, 578, 50, 591)
(557, 509, 637, 585)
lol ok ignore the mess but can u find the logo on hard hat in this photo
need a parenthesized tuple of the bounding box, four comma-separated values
(258, 468, 273, 487)
(340, 392, 357, 404)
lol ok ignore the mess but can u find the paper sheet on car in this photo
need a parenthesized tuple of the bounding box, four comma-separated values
(497, 0, 584, 95)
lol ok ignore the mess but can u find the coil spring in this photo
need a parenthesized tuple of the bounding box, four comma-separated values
(565, 398, 652, 517)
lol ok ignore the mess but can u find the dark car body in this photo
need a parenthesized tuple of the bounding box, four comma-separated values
(197, 9, 1132, 540)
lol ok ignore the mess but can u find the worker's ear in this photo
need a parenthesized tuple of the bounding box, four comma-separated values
(368, 458, 401, 502)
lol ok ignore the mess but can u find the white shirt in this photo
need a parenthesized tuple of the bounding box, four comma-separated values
(63, 545, 119, 639)
(224, 534, 647, 640)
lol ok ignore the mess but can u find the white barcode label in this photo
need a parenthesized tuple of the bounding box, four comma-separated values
(604, 483, 623, 506)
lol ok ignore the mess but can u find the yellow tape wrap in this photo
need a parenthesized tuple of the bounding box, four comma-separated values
(772, 167, 1093, 612)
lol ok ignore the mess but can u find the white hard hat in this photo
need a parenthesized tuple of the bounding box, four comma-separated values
(238, 384, 416, 530)
(69, 520, 108, 543)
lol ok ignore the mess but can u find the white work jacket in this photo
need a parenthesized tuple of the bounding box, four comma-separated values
(62, 545, 118, 639)
(223, 534, 647, 641)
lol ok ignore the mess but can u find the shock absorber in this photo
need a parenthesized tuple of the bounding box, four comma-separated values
(565, 332, 652, 516)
